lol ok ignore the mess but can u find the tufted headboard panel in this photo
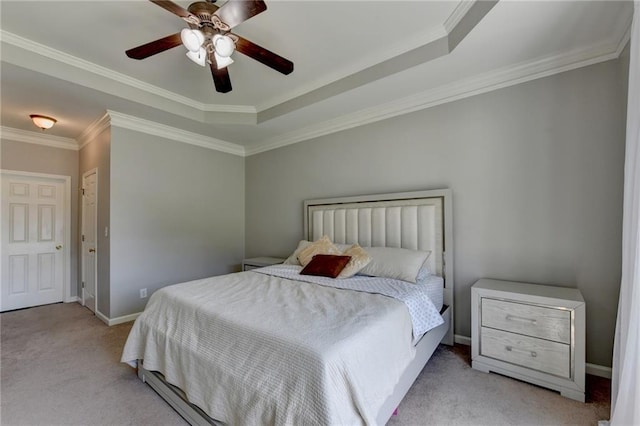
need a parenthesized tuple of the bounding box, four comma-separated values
(303, 189, 453, 310)
(306, 198, 443, 277)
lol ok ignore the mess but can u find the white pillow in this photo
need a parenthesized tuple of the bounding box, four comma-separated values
(416, 264, 431, 282)
(283, 240, 311, 265)
(359, 247, 431, 284)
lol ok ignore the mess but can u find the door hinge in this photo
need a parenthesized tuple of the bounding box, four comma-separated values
(82, 281, 85, 289)
(82, 235, 85, 242)
(82, 188, 85, 195)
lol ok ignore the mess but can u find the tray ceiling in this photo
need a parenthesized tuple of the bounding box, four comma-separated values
(0, 1, 633, 154)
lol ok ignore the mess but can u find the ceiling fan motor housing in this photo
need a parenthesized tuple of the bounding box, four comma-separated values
(188, 2, 230, 32)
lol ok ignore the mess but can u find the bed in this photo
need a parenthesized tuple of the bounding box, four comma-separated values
(121, 189, 454, 425)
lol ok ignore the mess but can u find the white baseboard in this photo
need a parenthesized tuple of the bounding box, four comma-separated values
(95, 310, 141, 326)
(586, 363, 612, 379)
(65, 296, 80, 303)
(454, 334, 611, 379)
(454, 334, 471, 346)
(108, 312, 141, 325)
(95, 310, 110, 325)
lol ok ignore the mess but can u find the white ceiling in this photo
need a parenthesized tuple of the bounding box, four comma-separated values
(0, 1, 633, 155)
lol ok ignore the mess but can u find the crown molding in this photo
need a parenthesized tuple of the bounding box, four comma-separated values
(0, 30, 255, 115)
(0, 126, 79, 151)
(107, 110, 245, 157)
(0, 1, 481, 123)
(2, 1, 631, 158)
(254, 29, 448, 114)
(255, 1, 474, 114)
(2, 113, 243, 157)
(615, 9, 633, 57)
(0, 2, 473, 118)
(77, 112, 111, 149)
(245, 37, 626, 156)
(443, 0, 477, 34)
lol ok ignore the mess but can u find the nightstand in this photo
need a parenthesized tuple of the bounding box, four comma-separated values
(242, 257, 285, 271)
(471, 279, 585, 402)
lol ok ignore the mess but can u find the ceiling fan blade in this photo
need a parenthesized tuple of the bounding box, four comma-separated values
(209, 57, 232, 93)
(126, 32, 183, 59)
(214, 0, 267, 29)
(233, 35, 293, 75)
(149, 0, 197, 21)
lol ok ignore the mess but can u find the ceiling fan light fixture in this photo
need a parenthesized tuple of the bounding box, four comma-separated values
(186, 47, 207, 67)
(181, 28, 205, 52)
(126, 0, 294, 93)
(214, 52, 234, 69)
(30, 114, 57, 130)
(212, 34, 235, 57)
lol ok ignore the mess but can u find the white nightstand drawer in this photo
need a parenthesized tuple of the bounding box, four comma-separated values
(482, 298, 571, 344)
(481, 327, 571, 378)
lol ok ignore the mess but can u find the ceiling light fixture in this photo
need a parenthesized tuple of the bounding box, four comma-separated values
(181, 29, 236, 70)
(30, 114, 57, 130)
(214, 52, 234, 69)
(125, 0, 294, 93)
(181, 28, 205, 52)
(186, 47, 207, 67)
(212, 34, 234, 58)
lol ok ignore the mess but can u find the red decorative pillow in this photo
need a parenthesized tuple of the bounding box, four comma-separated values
(300, 254, 352, 278)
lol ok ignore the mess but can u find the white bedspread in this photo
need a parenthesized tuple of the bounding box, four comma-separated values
(256, 264, 444, 340)
(121, 270, 441, 425)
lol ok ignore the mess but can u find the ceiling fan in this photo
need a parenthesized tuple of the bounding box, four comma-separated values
(126, 0, 293, 93)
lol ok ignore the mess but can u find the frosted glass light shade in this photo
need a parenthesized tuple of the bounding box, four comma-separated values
(214, 52, 234, 69)
(30, 114, 57, 130)
(186, 48, 207, 67)
(181, 29, 205, 52)
(212, 34, 235, 57)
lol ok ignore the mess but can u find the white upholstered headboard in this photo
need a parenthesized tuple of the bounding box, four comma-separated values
(303, 189, 454, 314)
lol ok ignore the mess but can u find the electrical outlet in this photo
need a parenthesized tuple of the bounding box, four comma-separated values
(140, 288, 147, 298)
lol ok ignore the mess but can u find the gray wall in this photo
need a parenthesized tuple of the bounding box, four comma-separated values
(245, 58, 627, 367)
(108, 127, 245, 318)
(79, 127, 111, 316)
(1, 139, 80, 298)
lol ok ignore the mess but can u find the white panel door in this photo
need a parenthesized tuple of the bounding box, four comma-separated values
(81, 170, 97, 313)
(1, 175, 65, 311)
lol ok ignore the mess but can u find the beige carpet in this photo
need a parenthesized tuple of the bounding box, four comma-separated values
(1, 302, 610, 426)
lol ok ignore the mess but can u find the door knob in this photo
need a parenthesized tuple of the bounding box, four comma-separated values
(56, 245, 62, 250)
(89, 248, 96, 253)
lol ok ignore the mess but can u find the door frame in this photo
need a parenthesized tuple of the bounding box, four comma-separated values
(0, 169, 73, 303)
(81, 168, 98, 312)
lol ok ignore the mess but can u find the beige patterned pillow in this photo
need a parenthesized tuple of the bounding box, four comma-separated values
(337, 244, 372, 278)
(297, 235, 341, 267)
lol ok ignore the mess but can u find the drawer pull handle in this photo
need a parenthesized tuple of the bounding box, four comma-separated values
(506, 314, 537, 325)
(505, 346, 537, 358)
